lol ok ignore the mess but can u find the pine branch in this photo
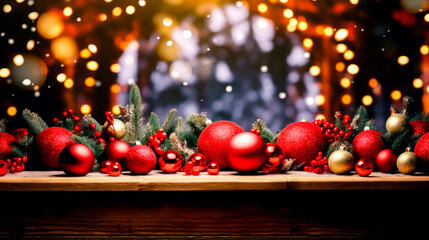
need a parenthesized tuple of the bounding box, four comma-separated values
(140, 112, 161, 143)
(186, 113, 210, 136)
(351, 106, 372, 139)
(381, 130, 419, 155)
(170, 132, 195, 162)
(252, 119, 274, 143)
(81, 114, 103, 138)
(177, 130, 199, 149)
(128, 84, 145, 143)
(70, 135, 105, 160)
(22, 109, 48, 135)
(162, 109, 179, 136)
(326, 140, 352, 159)
(0, 119, 6, 132)
(11, 135, 33, 157)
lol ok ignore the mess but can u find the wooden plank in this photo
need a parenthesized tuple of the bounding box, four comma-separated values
(1, 170, 429, 191)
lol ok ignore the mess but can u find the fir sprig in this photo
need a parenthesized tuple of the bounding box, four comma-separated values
(381, 130, 421, 155)
(22, 109, 48, 135)
(351, 106, 375, 139)
(252, 119, 274, 143)
(0, 119, 6, 132)
(12, 135, 33, 157)
(81, 114, 103, 138)
(186, 112, 210, 137)
(127, 84, 145, 144)
(326, 140, 353, 159)
(162, 109, 179, 135)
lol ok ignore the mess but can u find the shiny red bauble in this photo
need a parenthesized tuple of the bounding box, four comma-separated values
(104, 140, 130, 164)
(197, 121, 244, 169)
(59, 143, 95, 176)
(159, 150, 183, 173)
(100, 160, 113, 173)
(0, 160, 8, 176)
(227, 132, 267, 173)
(265, 143, 283, 168)
(352, 130, 384, 165)
(410, 120, 429, 136)
(355, 159, 373, 177)
(0, 132, 15, 159)
(125, 145, 157, 175)
(375, 149, 397, 173)
(415, 132, 429, 166)
(35, 127, 74, 169)
(207, 162, 220, 175)
(188, 153, 207, 172)
(276, 122, 328, 167)
(108, 162, 122, 177)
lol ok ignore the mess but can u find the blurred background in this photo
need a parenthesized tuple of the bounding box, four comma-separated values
(1, 0, 429, 132)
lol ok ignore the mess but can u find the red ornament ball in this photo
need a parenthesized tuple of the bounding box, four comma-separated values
(104, 140, 130, 165)
(0, 160, 8, 176)
(265, 143, 283, 168)
(108, 162, 122, 177)
(159, 150, 183, 173)
(276, 122, 328, 167)
(11, 128, 28, 141)
(207, 162, 220, 175)
(375, 149, 397, 173)
(352, 130, 384, 165)
(410, 120, 429, 136)
(100, 160, 113, 173)
(35, 127, 74, 169)
(125, 145, 156, 175)
(198, 121, 244, 169)
(226, 132, 267, 173)
(59, 143, 95, 176)
(355, 159, 373, 177)
(188, 153, 207, 172)
(0, 132, 15, 159)
(415, 132, 429, 166)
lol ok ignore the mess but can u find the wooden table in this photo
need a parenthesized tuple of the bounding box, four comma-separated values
(1, 171, 429, 239)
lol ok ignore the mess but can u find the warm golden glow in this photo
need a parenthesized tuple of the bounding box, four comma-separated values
(397, 55, 409, 65)
(110, 63, 121, 73)
(257, 3, 268, 13)
(84, 77, 96, 87)
(162, 17, 173, 27)
(425, 13, 429, 22)
(7, 106, 17, 117)
(413, 78, 424, 89)
(362, 95, 373, 106)
(298, 21, 308, 31)
(335, 62, 345, 72)
(56, 73, 67, 82)
(369, 78, 378, 88)
(80, 104, 92, 114)
(336, 43, 347, 53)
(86, 61, 99, 71)
(26, 40, 35, 50)
(63, 7, 73, 17)
(343, 50, 354, 60)
(3, 4, 12, 13)
(421, 45, 429, 55)
(309, 65, 321, 76)
(88, 44, 98, 53)
(126, 5, 136, 15)
(341, 94, 352, 105)
(283, 9, 294, 18)
(289, 18, 298, 26)
(112, 7, 122, 17)
(110, 84, 121, 93)
(324, 27, 334, 37)
(315, 95, 326, 105)
(340, 78, 351, 88)
(315, 114, 326, 121)
(315, 26, 324, 35)
(64, 78, 74, 88)
(28, 11, 39, 20)
(80, 49, 91, 59)
(37, 12, 64, 39)
(334, 28, 348, 41)
(112, 105, 121, 115)
(391, 90, 402, 101)
(287, 24, 296, 32)
(13, 54, 24, 66)
(347, 64, 359, 75)
(303, 38, 313, 49)
(0, 68, 11, 78)
(99, 13, 107, 22)
(350, 0, 359, 5)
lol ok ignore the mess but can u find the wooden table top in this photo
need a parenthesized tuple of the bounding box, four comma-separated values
(1, 170, 429, 191)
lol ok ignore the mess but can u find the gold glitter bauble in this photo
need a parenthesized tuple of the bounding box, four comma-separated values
(397, 150, 418, 175)
(103, 119, 126, 140)
(328, 149, 354, 174)
(386, 113, 409, 133)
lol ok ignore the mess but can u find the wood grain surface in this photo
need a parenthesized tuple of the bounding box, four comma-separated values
(1, 170, 429, 191)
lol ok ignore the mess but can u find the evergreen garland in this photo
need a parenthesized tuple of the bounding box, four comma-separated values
(22, 109, 48, 134)
(127, 84, 145, 145)
(70, 135, 105, 161)
(350, 106, 376, 139)
(0, 119, 6, 132)
(252, 119, 274, 143)
(12, 135, 33, 157)
(326, 139, 353, 159)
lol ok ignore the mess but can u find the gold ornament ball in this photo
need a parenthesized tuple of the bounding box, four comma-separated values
(103, 119, 126, 139)
(386, 113, 409, 133)
(397, 151, 418, 175)
(328, 149, 354, 174)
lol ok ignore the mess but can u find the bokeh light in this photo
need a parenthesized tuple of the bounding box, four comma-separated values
(283, 9, 294, 18)
(63, 7, 73, 17)
(347, 64, 359, 75)
(86, 61, 99, 71)
(84, 77, 96, 87)
(80, 49, 91, 59)
(340, 78, 351, 88)
(303, 38, 313, 49)
(3, 5, 12, 13)
(13, 54, 24, 66)
(36, 11, 64, 39)
(421, 45, 429, 55)
(111, 84, 121, 93)
(258, 3, 268, 13)
(336, 44, 347, 53)
(391, 90, 402, 100)
(309, 65, 321, 76)
(335, 62, 345, 72)
(341, 94, 352, 105)
(112, 105, 121, 115)
(7, 106, 17, 117)
(80, 104, 92, 114)
(57, 73, 67, 83)
(112, 7, 122, 17)
(369, 78, 378, 88)
(324, 27, 334, 37)
(110, 63, 121, 73)
(315, 95, 325, 105)
(0, 68, 11, 78)
(413, 78, 424, 89)
(126, 6, 136, 15)
(64, 78, 74, 88)
(334, 29, 349, 41)
(397, 55, 409, 65)
(51, 36, 78, 63)
(343, 50, 354, 60)
(362, 95, 373, 106)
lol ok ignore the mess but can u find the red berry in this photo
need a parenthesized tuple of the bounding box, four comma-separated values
(311, 160, 317, 167)
(22, 156, 28, 163)
(348, 126, 353, 132)
(53, 117, 59, 123)
(95, 131, 102, 138)
(97, 138, 105, 144)
(185, 170, 192, 175)
(74, 126, 81, 132)
(21, 164, 25, 171)
(318, 152, 323, 158)
(6, 159, 11, 168)
(320, 127, 325, 133)
(344, 115, 350, 119)
(306, 166, 313, 172)
(10, 166, 15, 173)
(344, 118, 351, 124)
(90, 123, 97, 129)
(62, 112, 69, 118)
(191, 169, 200, 176)
(109, 137, 116, 142)
(67, 109, 74, 114)
(339, 130, 345, 137)
(16, 165, 22, 172)
(74, 116, 81, 122)
(337, 112, 342, 118)
(324, 123, 330, 128)
(12, 162, 17, 167)
(329, 124, 334, 129)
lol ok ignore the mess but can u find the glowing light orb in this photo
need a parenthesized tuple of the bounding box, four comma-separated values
(340, 78, 351, 88)
(362, 95, 373, 106)
(126, 5, 135, 15)
(80, 104, 92, 114)
(397, 55, 409, 65)
(298, 21, 308, 31)
(57, 73, 67, 82)
(425, 13, 429, 22)
(303, 38, 313, 49)
(309, 65, 321, 76)
(63, 7, 73, 16)
(112, 7, 122, 17)
(28, 11, 39, 20)
(86, 61, 99, 71)
(37, 12, 64, 39)
(80, 49, 91, 59)
(84, 77, 96, 87)
(3, 4, 12, 13)
(413, 78, 424, 89)
(7, 106, 17, 117)
(391, 90, 402, 101)
(10, 54, 47, 90)
(369, 78, 378, 88)
(88, 44, 98, 53)
(111, 84, 121, 93)
(64, 78, 74, 88)
(258, 3, 268, 13)
(335, 62, 345, 72)
(0, 68, 11, 78)
(51, 36, 78, 63)
(26, 40, 35, 50)
(112, 105, 121, 115)
(341, 94, 352, 105)
(421, 45, 429, 55)
(157, 39, 181, 62)
(315, 114, 326, 121)
(169, 59, 192, 82)
(324, 27, 334, 36)
(335, 28, 349, 41)
(110, 63, 121, 73)
(344, 50, 354, 60)
(347, 64, 359, 75)
(315, 95, 326, 105)
(13, 54, 24, 66)
(283, 9, 294, 18)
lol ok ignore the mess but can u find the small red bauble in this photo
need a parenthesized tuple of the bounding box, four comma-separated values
(188, 153, 207, 172)
(191, 169, 200, 176)
(0, 132, 15, 159)
(265, 143, 283, 168)
(197, 121, 244, 169)
(159, 150, 183, 173)
(125, 145, 157, 175)
(415, 132, 429, 166)
(207, 162, 220, 175)
(227, 132, 267, 173)
(0, 160, 8, 176)
(410, 120, 429, 136)
(11, 128, 28, 141)
(59, 143, 95, 176)
(352, 130, 384, 165)
(100, 160, 113, 173)
(375, 149, 397, 173)
(355, 159, 373, 177)
(277, 122, 328, 167)
(104, 140, 130, 165)
(108, 162, 122, 177)
(35, 127, 74, 169)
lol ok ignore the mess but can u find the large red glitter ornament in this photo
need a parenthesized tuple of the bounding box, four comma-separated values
(103, 140, 130, 165)
(352, 130, 384, 165)
(59, 143, 95, 176)
(35, 127, 74, 169)
(197, 121, 244, 169)
(355, 159, 373, 177)
(0, 132, 15, 159)
(0, 160, 7, 176)
(159, 150, 183, 173)
(415, 132, 429, 166)
(375, 149, 397, 173)
(410, 120, 429, 136)
(125, 145, 156, 175)
(226, 132, 267, 173)
(276, 122, 328, 167)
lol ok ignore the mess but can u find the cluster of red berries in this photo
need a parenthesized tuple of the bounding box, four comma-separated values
(54, 109, 82, 134)
(147, 129, 167, 155)
(100, 160, 122, 177)
(0, 156, 28, 176)
(89, 122, 106, 144)
(250, 128, 261, 135)
(304, 152, 331, 174)
(312, 112, 353, 143)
